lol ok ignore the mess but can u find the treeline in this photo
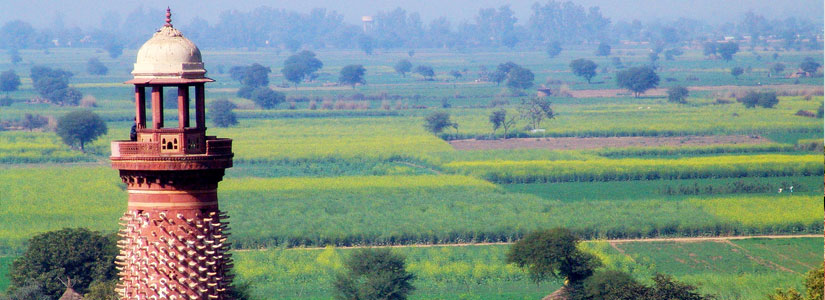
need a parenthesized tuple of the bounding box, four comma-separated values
(0, 2, 821, 52)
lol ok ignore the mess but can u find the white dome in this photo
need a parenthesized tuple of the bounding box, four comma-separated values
(132, 25, 206, 79)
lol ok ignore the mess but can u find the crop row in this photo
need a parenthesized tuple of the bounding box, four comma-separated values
(443, 154, 823, 183)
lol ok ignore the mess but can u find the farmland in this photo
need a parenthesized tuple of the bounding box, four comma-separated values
(0, 44, 822, 299)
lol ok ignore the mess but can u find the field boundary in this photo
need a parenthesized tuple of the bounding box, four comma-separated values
(235, 234, 822, 252)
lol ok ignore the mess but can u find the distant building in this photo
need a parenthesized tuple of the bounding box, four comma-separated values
(362, 16, 374, 33)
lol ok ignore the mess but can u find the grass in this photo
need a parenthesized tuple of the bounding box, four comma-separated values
(444, 154, 823, 183)
(501, 175, 824, 202)
(230, 237, 823, 300)
(0, 256, 12, 292)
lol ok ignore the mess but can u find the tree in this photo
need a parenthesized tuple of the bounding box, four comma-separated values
(423, 111, 456, 135)
(357, 35, 374, 55)
(84, 280, 119, 300)
(799, 57, 821, 76)
(646, 274, 712, 300)
(281, 50, 323, 87)
(1, 279, 49, 300)
(770, 63, 785, 77)
(231, 63, 271, 88)
(339, 64, 366, 88)
(394, 59, 412, 77)
(449, 70, 462, 80)
(209, 99, 238, 127)
(489, 109, 517, 139)
(570, 59, 597, 83)
(595, 42, 611, 56)
(104, 40, 123, 59)
(506, 228, 601, 284)
(506, 66, 534, 90)
(546, 41, 562, 58)
(86, 58, 108, 75)
(519, 97, 555, 130)
(730, 66, 744, 79)
(616, 66, 660, 97)
(664, 48, 683, 61)
(576, 270, 647, 300)
(21, 113, 48, 131)
(30, 66, 82, 105)
(0, 69, 20, 96)
(250, 87, 285, 109)
(766, 266, 823, 300)
(489, 109, 505, 137)
(717, 42, 739, 61)
(9, 48, 22, 64)
(702, 42, 717, 57)
(9, 228, 117, 299)
(333, 248, 415, 300)
(667, 86, 689, 104)
(55, 110, 107, 152)
(738, 91, 779, 109)
(414, 65, 434, 80)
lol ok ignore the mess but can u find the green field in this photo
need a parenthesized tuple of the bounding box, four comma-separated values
(0, 45, 822, 298)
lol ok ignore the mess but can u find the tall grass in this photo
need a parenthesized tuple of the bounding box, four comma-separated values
(444, 154, 823, 183)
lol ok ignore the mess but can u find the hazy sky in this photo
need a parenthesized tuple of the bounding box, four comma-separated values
(1, 0, 822, 28)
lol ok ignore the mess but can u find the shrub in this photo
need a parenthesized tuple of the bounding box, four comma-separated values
(333, 248, 415, 300)
(738, 91, 778, 108)
(251, 87, 285, 109)
(667, 86, 689, 103)
(209, 99, 238, 128)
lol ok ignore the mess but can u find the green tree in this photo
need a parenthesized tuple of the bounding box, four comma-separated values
(506, 228, 601, 284)
(717, 42, 739, 61)
(646, 274, 711, 300)
(595, 42, 611, 56)
(506, 66, 534, 90)
(0, 280, 49, 300)
(8, 48, 22, 65)
(333, 248, 415, 300)
(449, 70, 462, 80)
(546, 41, 562, 58)
(799, 57, 821, 75)
(575, 270, 647, 300)
(616, 66, 660, 97)
(84, 280, 118, 300)
(570, 59, 597, 83)
(490, 109, 517, 139)
(738, 91, 778, 108)
(209, 99, 238, 127)
(357, 35, 374, 55)
(0, 69, 20, 97)
(731, 66, 744, 79)
(667, 86, 689, 104)
(30, 66, 83, 105)
(770, 63, 785, 77)
(702, 42, 717, 57)
(339, 64, 366, 88)
(230, 63, 271, 88)
(281, 50, 323, 87)
(394, 59, 412, 77)
(423, 111, 457, 135)
(519, 97, 555, 130)
(104, 40, 123, 59)
(86, 58, 108, 75)
(55, 110, 107, 151)
(414, 65, 435, 80)
(767, 266, 823, 300)
(489, 109, 505, 137)
(9, 228, 117, 299)
(21, 113, 48, 131)
(250, 87, 285, 109)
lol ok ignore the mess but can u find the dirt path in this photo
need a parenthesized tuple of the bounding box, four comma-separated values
(234, 234, 822, 252)
(449, 135, 769, 151)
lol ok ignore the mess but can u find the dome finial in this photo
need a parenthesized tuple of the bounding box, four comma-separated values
(165, 7, 172, 27)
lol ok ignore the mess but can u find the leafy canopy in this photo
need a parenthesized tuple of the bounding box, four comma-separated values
(282, 50, 323, 86)
(56, 110, 107, 151)
(506, 228, 601, 284)
(333, 248, 416, 300)
(209, 99, 238, 127)
(9, 228, 117, 299)
(339, 64, 366, 88)
(570, 59, 597, 83)
(616, 66, 659, 97)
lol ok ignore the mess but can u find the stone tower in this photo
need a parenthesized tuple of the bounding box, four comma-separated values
(110, 8, 235, 300)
